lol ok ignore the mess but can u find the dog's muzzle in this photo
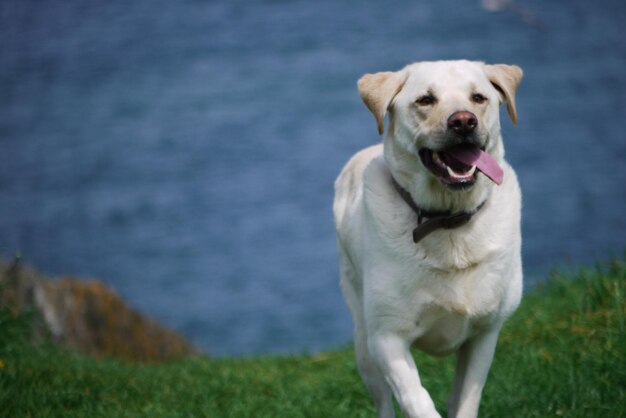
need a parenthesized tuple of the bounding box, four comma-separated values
(418, 147, 478, 189)
(417, 111, 503, 189)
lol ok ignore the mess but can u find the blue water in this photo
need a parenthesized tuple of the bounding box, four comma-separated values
(1, 0, 624, 356)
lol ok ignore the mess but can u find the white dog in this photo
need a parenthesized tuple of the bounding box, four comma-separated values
(334, 60, 523, 418)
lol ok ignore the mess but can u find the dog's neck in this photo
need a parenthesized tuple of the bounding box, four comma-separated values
(390, 176, 487, 243)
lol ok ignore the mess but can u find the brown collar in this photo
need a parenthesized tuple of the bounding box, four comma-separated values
(391, 177, 486, 244)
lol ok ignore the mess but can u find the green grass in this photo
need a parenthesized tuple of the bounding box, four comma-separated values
(1, 258, 625, 418)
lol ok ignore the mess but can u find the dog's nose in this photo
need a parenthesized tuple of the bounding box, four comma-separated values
(447, 111, 478, 136)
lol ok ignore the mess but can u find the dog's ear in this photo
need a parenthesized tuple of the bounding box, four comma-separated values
(484, 64, 523, 125)
(358, 70, 407, 135)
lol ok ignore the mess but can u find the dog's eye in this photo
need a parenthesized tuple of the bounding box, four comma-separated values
(471, 93, 487, 104)
(415, 95, 437, 106)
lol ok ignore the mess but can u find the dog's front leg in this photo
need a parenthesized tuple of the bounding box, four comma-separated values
(369, 332, 442, 418)
(447, 328, 501, 418)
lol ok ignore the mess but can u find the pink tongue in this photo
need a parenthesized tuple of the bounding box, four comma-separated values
(446, 145, 504, 185)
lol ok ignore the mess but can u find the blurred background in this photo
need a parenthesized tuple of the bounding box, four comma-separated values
(1, 0, 624, 356)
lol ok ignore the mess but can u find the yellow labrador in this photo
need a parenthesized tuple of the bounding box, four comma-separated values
(334, 60, 523, 418)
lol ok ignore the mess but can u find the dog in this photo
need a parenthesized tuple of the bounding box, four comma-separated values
(333, 60, 523, 418)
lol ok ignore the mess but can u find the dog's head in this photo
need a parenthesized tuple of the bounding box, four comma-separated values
(358, 60, 522, 208)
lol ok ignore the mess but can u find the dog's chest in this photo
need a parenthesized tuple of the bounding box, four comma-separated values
(412, 261, 500, 312)
(372, 261, 503, 354)
(411, 306, 476, 356)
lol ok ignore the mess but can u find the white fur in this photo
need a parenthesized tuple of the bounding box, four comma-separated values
(334, 60, 523, 418)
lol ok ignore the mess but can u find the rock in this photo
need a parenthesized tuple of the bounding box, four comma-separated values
(0, 257, 200, 362)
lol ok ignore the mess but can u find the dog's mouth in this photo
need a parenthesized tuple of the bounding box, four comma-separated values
(418, 144, 504, 189)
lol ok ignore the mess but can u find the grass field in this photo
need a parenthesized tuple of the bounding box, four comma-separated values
(1, 258, 624, 418)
